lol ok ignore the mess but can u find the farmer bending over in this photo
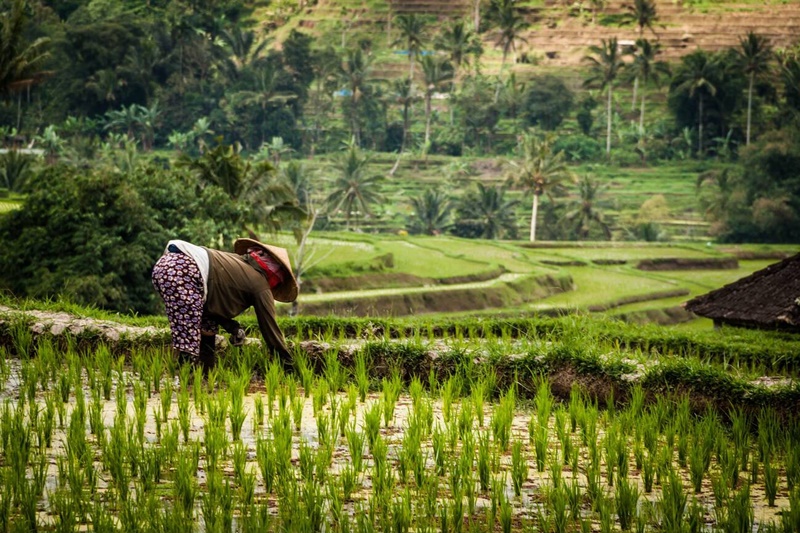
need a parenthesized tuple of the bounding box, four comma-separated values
(152, 237, 298, 370)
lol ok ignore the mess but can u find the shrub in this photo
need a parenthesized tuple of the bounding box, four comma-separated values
(553, 134, 602, 162)
(0, 164, 243, 314)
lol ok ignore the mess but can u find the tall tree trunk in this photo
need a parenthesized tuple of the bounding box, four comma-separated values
(424, 94, 432, 145)
(16, 92, 22, 131)
(530, 193, 539, 242)
(631, 75, 639, 112)
(639, 85, 646, 131)
(606, 86, 613, 154)
(474, 0, 480, 32)
(495, 53, 508, 103)
(746, 72, 754, 146)
(698, 94, 704, 155)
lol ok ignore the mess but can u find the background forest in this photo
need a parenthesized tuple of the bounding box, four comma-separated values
(1, 0, 799, 313)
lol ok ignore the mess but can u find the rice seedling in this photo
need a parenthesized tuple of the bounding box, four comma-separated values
(765, 455, 779, 507)
(598, 494, 614, 533)
(150, 351, 164, 394)
(549, 452, 563, 489)
(724, 483, 754, 533)
(442, 374, 461, 424)
(256, 436, 276, 493)
(615, 477, 640, 531)
(534, 376, 553, 422)
(228, 371, 248, 442)
(660, 470, 687, 533)
(354, 351, 370, 402)
(511, 439, 526, 496)
(786, 443, 800, 491)
(174, 445, 199, 517)
(687, 496, 704, 533)
(364, 400, 382, 452)
(382, 372, 402, 427)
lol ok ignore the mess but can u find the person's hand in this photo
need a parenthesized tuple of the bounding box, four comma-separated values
(230, 328, 247, 347)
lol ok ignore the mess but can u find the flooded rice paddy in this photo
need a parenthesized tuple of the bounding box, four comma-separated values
(0, 343, 797, 533)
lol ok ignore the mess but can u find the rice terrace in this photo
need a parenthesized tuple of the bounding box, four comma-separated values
(2, 0, 800, 531)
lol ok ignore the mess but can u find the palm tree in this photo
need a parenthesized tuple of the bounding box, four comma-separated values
(455, 183, 519, 239)
(388, 77, 419, 175)
(564, 175, 612, 240)
(338, 48, 375, 145)
(217, 25, 271, 80)
(736, 32, 772, 146)
(778, 51, 800, 115)
(583, 38, 624, 155)
(280, 160, 314, 210)
(0, 0, 50, 128)
(497, 73, 526, 133)
(696, 168, 735, 222)
(325, 140, 384, 229)
(408, 188, 452, 235)
(0, 148, 33, 191)
(628, 38, 669, 130)
(179, 143, 302, 233)
(392, 14, 426, 82)
(103, 104, 144, 142)
(624, 0, 658, 38)
(435, 19, 482, 82)
(671, 50, 720, 155)
(623, 0, 658, 111)
(493, 0, 528, 75)
(507, 132, 572, 242)
(419, 55, 454, 145)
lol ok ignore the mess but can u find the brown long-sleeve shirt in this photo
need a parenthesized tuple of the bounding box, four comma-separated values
(203, 248, 290, 359)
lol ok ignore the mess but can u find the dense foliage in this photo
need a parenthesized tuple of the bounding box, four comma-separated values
(0, 164, 244, 313)
(0, 0, 798, 313)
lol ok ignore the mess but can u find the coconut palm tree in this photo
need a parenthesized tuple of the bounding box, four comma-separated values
(0, 0, 50, 127)
(778, 51, 800, 115)
(280, 160, 314, 210)
(455, 183, 519, 239)
(338, 48, 375, 145)
(736, 32, 772, 146)
(392, 14, 427, 82)
(217, 25, 271, 80)
(628, 38, 670, 130)
(624, 0, 658, 38)
(493, 0, 528, 75)
(623, 0, 658, 111)
(419, 55, 454, 145)
(564, 175, 612, 240)
(434, 19, 482, 82)
(671, 50, 720, 155)
(583, 38, 624, 155)
(408, 188, 452, 235)
(179, 143, 302, 233)
(507, 132, 573, 242)
(326, 140, 385, 230)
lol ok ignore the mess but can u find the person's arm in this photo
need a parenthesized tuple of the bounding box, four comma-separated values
(253, 290, 291, 360)
(213, 316, 247, 346)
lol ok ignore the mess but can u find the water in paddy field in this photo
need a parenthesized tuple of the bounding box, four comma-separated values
(0, 354, 795, 532)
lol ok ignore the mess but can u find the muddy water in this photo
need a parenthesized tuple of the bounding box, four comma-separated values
(0, 359, 792, 530)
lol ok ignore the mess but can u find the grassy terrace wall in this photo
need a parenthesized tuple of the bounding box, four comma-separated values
(296, 274, 574, 316)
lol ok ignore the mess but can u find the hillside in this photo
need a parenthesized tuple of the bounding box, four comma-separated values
(256, 0, 800, 83)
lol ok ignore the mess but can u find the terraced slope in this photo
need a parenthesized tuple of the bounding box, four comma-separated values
(522, 0, 800, 67)
(271, 0, 800, 80)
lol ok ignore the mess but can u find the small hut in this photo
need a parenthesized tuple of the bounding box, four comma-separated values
(683, 253, 800, 333)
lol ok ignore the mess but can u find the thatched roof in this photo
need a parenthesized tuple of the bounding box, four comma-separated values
(684, 253, 800, 332)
